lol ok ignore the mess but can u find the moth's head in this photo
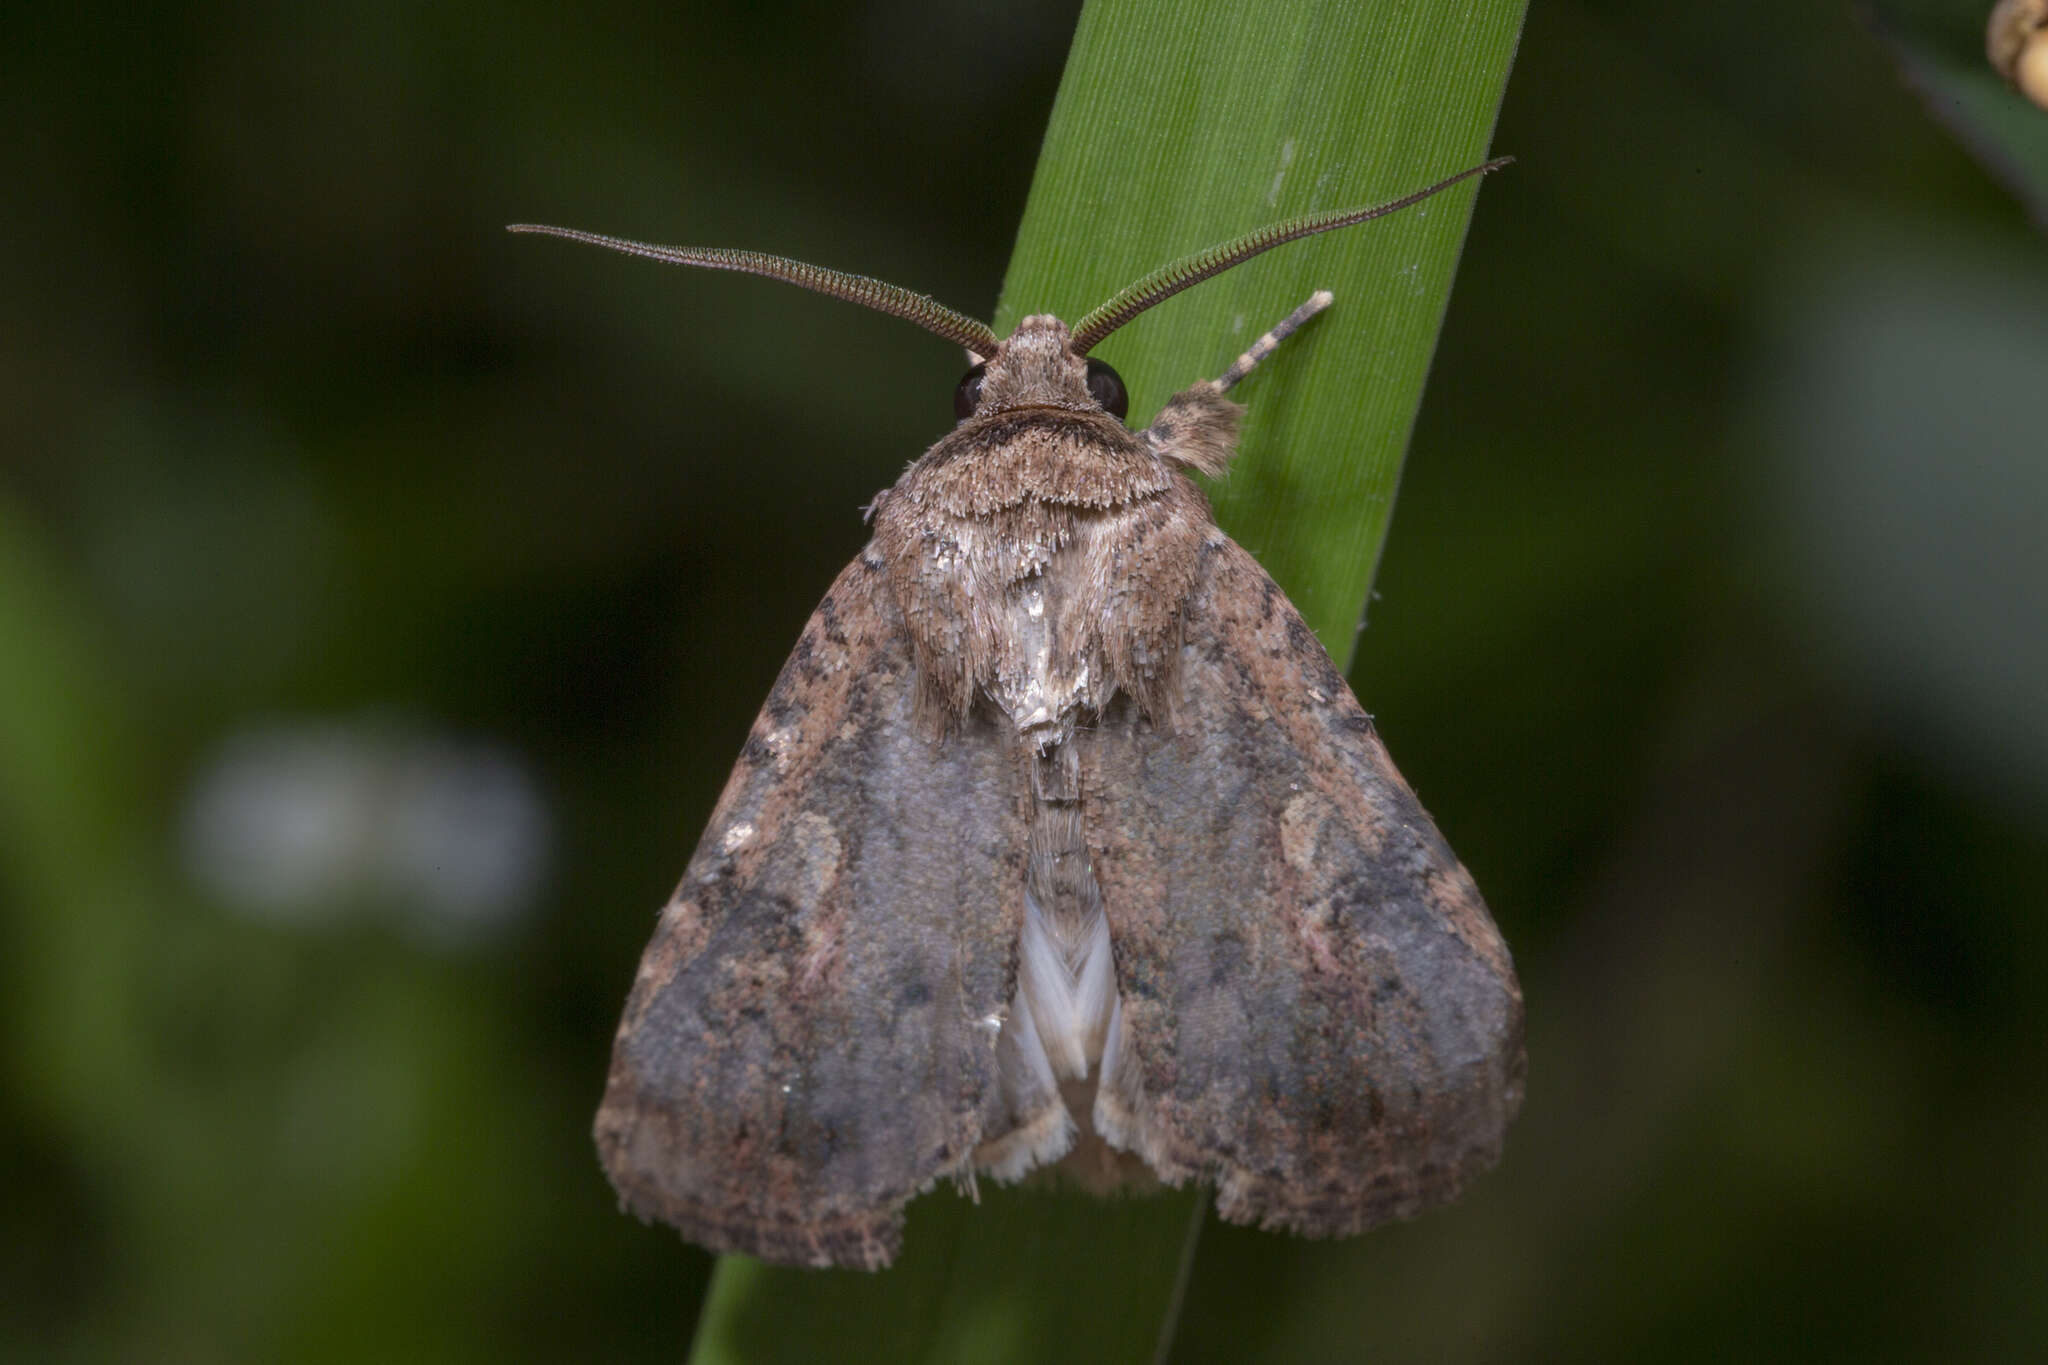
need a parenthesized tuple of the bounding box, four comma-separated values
(953, 316, 1128, 424)
(508, 158, 1508, 430)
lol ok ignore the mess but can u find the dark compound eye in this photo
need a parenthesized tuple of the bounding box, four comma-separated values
(953, 363, 986, 422)
(1085, 358, 1128, 421)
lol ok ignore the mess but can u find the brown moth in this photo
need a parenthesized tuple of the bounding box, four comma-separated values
(513, 159, 1523, 1271)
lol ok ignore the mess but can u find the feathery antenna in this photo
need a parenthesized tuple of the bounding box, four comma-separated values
(506, 224, 1001, 359)
(1068, 157, 1511, 355)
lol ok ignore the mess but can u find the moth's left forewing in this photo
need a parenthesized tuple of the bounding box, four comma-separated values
(1083, 536, 1524, 1236)
(595, 553, 1031, 1269)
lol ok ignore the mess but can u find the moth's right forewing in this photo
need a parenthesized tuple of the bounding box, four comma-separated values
(1084, 538, 1524, 1236)
(595, 552, 1028, 1270)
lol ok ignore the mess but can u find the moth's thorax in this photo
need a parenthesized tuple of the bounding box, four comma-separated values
(915, 410, 1163, 518)
(870, 346, 1216, 744)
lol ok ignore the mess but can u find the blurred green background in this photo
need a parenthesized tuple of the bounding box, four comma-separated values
(5, 1, 2047, 1361)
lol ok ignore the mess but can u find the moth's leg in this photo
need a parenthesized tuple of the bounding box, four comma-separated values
(1142, 290, 1334, 477)
(1214, 289, 1333, 392)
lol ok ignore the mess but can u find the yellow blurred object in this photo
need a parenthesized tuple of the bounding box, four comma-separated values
(1988, 0, 2048, 110)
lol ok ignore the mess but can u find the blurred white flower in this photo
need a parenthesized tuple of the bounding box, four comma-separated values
(182, 716, 550, 942)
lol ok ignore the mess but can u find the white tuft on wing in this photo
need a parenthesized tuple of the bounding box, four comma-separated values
(978, 880, 1122, 1181)
(1017, 884, 1117, 1080)
(977, 982, 1076, 1180)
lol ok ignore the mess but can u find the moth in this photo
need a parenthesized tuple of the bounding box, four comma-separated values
(514, 159, 1524, 1270)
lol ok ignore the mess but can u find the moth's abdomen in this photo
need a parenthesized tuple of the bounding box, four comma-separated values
(975, 733, 1144, 1190)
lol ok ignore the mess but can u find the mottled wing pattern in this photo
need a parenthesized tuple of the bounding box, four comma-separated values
(1084, 536, 1525, 1235)
(595, 550, 1029, 1269)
